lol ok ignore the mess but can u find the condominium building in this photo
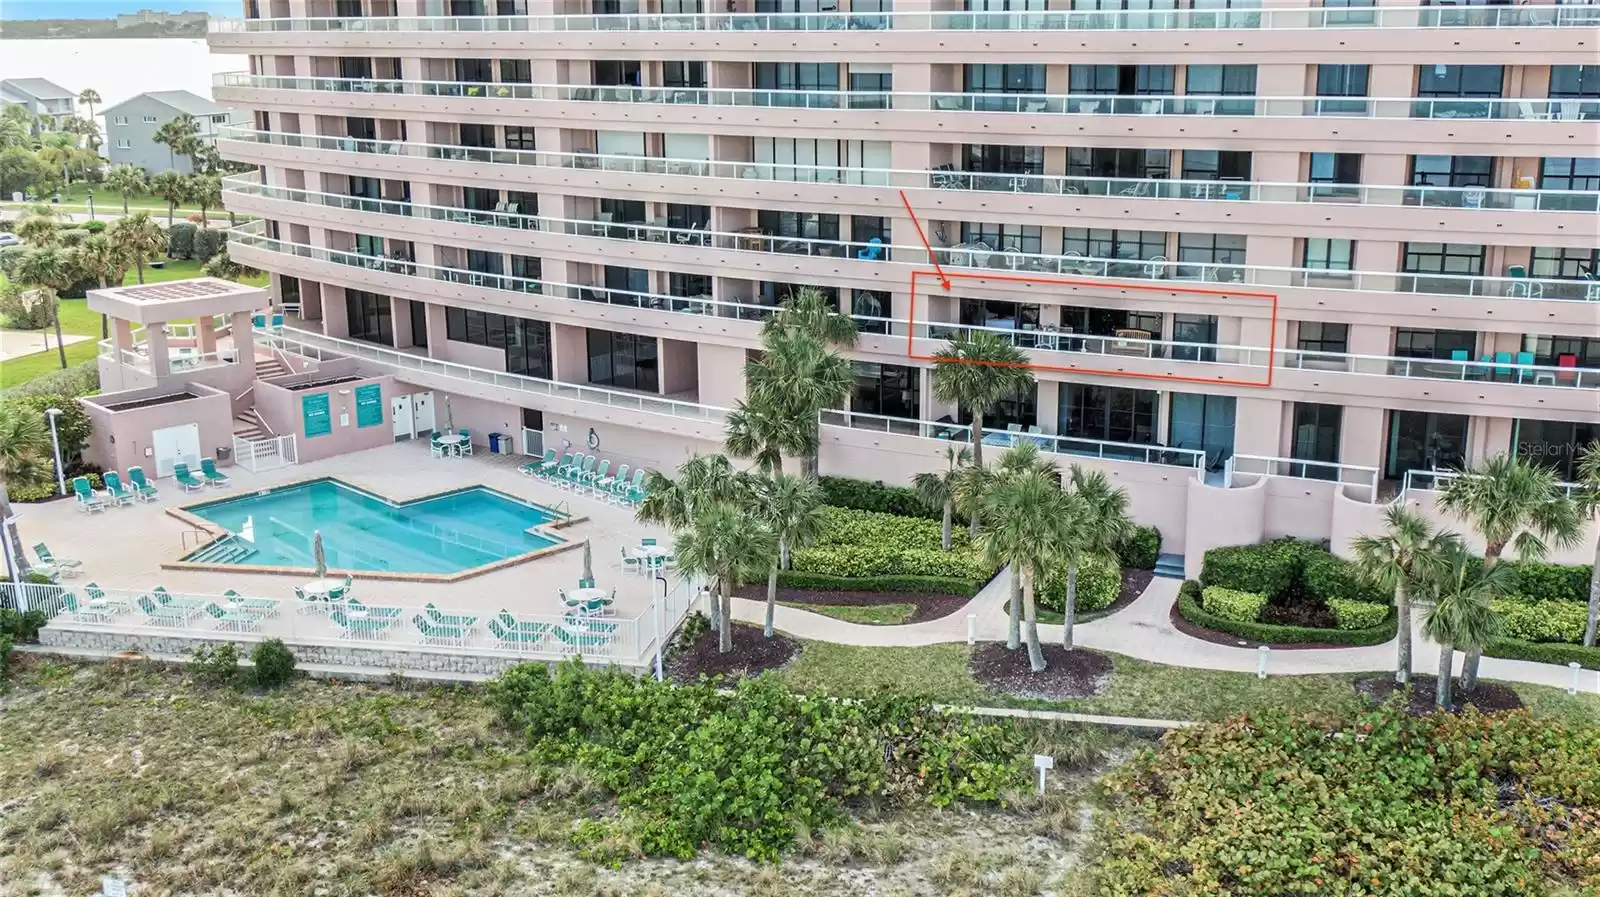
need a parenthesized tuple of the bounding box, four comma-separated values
(203, 1, 1599, 569)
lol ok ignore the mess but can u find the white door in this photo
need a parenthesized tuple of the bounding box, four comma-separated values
(411, 391, 436, 435)
(152, 423, 202, 478)
(390, 395, 414, 440)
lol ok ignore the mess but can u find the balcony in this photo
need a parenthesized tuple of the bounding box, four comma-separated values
(222, 179, 1600, 316)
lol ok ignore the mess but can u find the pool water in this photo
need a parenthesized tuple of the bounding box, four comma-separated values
(184, 479, 563, 574)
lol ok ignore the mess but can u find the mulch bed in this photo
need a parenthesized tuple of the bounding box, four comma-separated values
(1169, 598, 1359, 651)
(733, 586, 970, 624)
(1353, 674, 1525, 716)
(1092, 568, 1154, 620)
(1260, 603, 1339, 629)
(666, 622, 798, 684)
(969, 642, 1114, 701)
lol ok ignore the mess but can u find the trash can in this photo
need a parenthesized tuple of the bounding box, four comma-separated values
(215, 446, 232, 462)
(488, 432, 506, 455)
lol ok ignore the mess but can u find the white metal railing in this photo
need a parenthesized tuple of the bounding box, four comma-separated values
(1224, 453, 1382, 502)
(213, 72, 1599, 122)
(96, 340, 236, 374)
(218, 126, 1600, 215)
(227, 228, 1600, 394)
(0, 581, 649, 666)
(232, 434, 298, 473)
(210, 5, 1600, 33)
(223, 182, 1600, 303)
(1398, 467, 1588, 502)
(819, 410, 1207, 469)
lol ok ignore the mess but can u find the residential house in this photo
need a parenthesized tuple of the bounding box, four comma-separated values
(102, 90, 247, 174)
(0, 78, 77, 132)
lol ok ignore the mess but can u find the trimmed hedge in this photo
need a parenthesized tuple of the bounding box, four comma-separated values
(1327, 597, 1391, 631)
(1505, 562, 1591, 605)
(1484, 636, 1600, 670)
(1116, 525, 1161, 571)
(1302, 551, 1386, 604)
(789, 506, 996, 591)
(1201, 586, 1269, 623)
(1038, 554, 1121, 613)
(1199, 538, 1314, 599)
(193, 227, 224, 264)
(167, 222, 196, 259)
(776, 571, 981, 597)
(1177, 580, 1398, 646)
(817, 476, 940, 521)
(1493, 599, 1588, 645)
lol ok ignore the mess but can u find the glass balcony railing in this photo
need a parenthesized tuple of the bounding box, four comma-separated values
(222, 178, 1600, 303)
(211, 4, 1600, 33)
(213, 74, 1590, 122)
(229, 222, 1600, 395)
(219, 126, 1600, 214)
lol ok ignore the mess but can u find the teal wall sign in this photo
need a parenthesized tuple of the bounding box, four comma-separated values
(354, 383, 383, 429)
(302, 392, 331, 438)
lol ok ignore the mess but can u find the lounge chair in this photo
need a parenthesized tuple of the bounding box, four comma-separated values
(60, 591, 111, 623)
(332, 607, 394, 639)
(539, 452, 570, 479)
(412, 613, 469, 646)
(33, 543, 82, 577)
(137, 594, 194, 627)
(152, 585, 204, 612)
(200, 458, 231, 487)
(222, 588, 279, 617)
(521, 449, 556, 476)
(558, 453, 588, 485)
(621, 469, 648, 505)
(596, 463, 628, 494)
(85, 581, 126, 614)
(72, 476, 106, 513)
(582, 459, 610, 493)
(497, 610, 548, 634)
(127, 466, 160, 502)
(621, 546, 644, 574)
(489, 617, 549, 650)
(552, 617, 619, 651)
(205, 601, 262, 632)
(423, 603, 478, 629)
(347, 598, 401, 619)
(173, 463, 206, 493)
(100, 472, 135, 506)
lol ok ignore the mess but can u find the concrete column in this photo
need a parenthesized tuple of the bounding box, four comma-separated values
(425, 302, 447, 357)
(1232, 396, 1284, 457)
(198, 320, 218, 356)
(113, 318, 134, 355)
(232, 312, 257, 380)
(1338, 404, 1385, 469)
(146, 325, 172, 378)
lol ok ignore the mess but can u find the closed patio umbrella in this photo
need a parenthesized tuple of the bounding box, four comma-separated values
(313, 530, 326, 579)
(581, 538, 593, 584)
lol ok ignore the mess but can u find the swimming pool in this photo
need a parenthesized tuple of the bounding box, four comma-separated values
(182, 479, 565, 575)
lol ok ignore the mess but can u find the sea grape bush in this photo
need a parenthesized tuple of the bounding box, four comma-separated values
(488, 659, 1026, 861)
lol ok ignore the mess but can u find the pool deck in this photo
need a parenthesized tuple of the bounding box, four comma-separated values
(17, 442, 671, 620)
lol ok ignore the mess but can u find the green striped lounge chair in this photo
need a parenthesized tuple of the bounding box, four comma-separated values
(596, 463, 628, 494)
(488, 618, 547, 651)
(540, 452, 571, 480)
(137, 594, 192, 627)
(200, 459, 231, 487)
(521, 449, 556, 477)
(423, 603, 478, 629)
(72, 476, 107, 513)
(412, 614, 469, 647)
(553, 618, 619, 652)
(347, 598, 401, 619)
(173, 463, 206, 493)
(617, 469, 647, 505)
(582, 459, 610, 493)
(60, 591, 111, 624)
(331, 607, 393, 640)
(100, 472, 135, 506)
(126, 466, 159, 502)
(222, 589, 279, 618)
(34, 543, 82, 576)
(204, 602, 261, 632)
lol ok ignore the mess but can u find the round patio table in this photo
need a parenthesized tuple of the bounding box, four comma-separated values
(435, 433, 467, 455)
(564, 587, 610, 607)
(301, 578, 344, 600)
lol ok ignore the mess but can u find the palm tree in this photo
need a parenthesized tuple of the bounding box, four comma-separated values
(989, 441, 1058, 652)
(754, 474, 827, 637)
(152, 114, 199, 172)
(12, 213, 61, 247)
(191, 173, 222, 228)
(1420, 541, 1511, 710)
(914, 445, 972, 551)
(76, 234, 132, 339)
(201, 246, 261, 283)
(107, 212, 167, 285)
(0, 407, 52, 578)
(104, 164, 149, 215)
(1573, 441, 1600, 647)
(978, 462, 1067, 672)
(930, 331, 1035, 535)
(763, 285, 859, 350)
(149, 170, 190, 226)
(36, 131, 77, 185)
(1059, 464, 1134, 650)
(744, 327, 852, 478)
(77, 89, 101, 133)
(724, 397, 812, 477)
(13, 246, 80, 370)
(674, 502, 776, 653)
(634, 454, 755, 635)
(1350, 506, 1461, 685)
(1438, 454, 1583, 693)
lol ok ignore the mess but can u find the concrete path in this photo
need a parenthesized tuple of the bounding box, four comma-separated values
(0, 328, 92, 361)
(730, 571, 1599, 694)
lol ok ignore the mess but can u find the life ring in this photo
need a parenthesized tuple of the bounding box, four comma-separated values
(587, 428, 601, 450)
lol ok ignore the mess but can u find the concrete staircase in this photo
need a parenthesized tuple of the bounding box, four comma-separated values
(255, 355, 289, 379)
(1153, 553, 1186, 580)
(232, 408, 270, 442)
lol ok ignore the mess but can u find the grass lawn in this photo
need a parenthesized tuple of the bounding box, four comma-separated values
(782, 640, 1600, 726)
(2, 181, 203, 216)
(779, 602, 917, 625)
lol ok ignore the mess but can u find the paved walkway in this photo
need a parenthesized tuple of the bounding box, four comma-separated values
(729, 571, 1599, 694)
(0, 328, 93, 361)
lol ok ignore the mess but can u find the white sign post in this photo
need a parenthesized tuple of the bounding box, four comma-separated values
(101, 877, 128, 897)
(1033, 754, 1054, 795)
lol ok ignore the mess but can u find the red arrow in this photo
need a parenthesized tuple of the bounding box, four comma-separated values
(898, 190, 952, 291)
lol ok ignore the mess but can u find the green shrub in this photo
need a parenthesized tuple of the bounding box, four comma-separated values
(0, 360, 98, 400)
(0, 245, 26, 281)
(488, 660, 1026, 861)
(250, 638, 296, 688)
(812, 506, 953, 551)
(192, 227, 223, 263)
(790, 545, 990, 581)
(1115, 525, 1161, 570)
(1493, 600, 1587, 645)
(1199, 538, 1318, 598)
(0, 607, 47, 643)
(0, 634, 11, 682)
(188, 642, 240, 686)
(1327, 597, 1390, 631)
(1178, 581, 1396, 646)
(1039, 554, 1122, 613)
(10, 468, 99, 503)
(1200, 586, 1269, 622)
(776, 571, 980, 596)
(1302, 551, 1386, 604)
(79, 219, 106, 234)
(1505, 562, 1590, 605)
(1484, 636, 1600, 669)
(1, 393, 91, 459)
(167, 222, 196, 259)
(0, 278, 54, 329)
(817, 476, 940, 520)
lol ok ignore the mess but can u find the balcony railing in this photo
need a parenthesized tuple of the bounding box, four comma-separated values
(210, 4, 1600, 33)
(223, 179, 1600, 303)
(96, 340, 235, 373)
(1225, 454, 1382, 502)
(213, 73, 1593, 122)
(229, 226, 1600, 394)
(218, 126, 1600, 214)
(819, 410, 1208, 468)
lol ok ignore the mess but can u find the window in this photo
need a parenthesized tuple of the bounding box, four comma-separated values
(852, 362, 921, 420)
(1066, 147, 1170, 186)
(354, 233, 385, 258)
(114, 139, 131, 149)
(346, 116, 376, 141)
(592, 60, 641, 87)
(1069, 64, 1174, 95)
(1402, 242, 1486, 276)
(1063, 228, 1166, 269)
(444, 308, 551, 376)
(1393, 328, 1476, 360)
(1185, 65, 1257, 97)
(663, 61, 706, 89)
(966, 64, 1047, 94)
(499, 59, 532, 83)
(1177, 233, 1248, 277)
(669, 272, 711, 298)
(1169, 393, 1236, 464)
(1058, 384, 1157, 445)
(454, 58, 493, 83)
(346, 290, 393, 346)
(964, 385, 1037, 432)
(1515, 418, 1600, 482)
(1415, 64, 1502, 118)
(851, 215, 888, 256)
(754, 63, 840, 106)
(1530, 246, 1598, 280)
(1060, 306, 1162, 338)
(1296, 322, 1349, 354)
(142, 115, 158, 124)
(510, 254, 541, 283)
(848, 71, 892, 109)
(1521, 333, 1600, 368)
(1290, 402, 1342, 477)
(459, 123, 496, 148)
(1172, 313, 1218, 362)
(1313, 63, 1369, 114)
(1409, 155, 1493, 188)
(1318, 0, 1376, 26)
(112, 115, 128, 126)
(505, 127, 535, 151)
(604, 266, 650, 304)
(851, 289, 890, 333)
(1386, 411, 1468, 478)
(758, 210, 841, 253)
(966, 144, 1044, 175)
(1538, 158, 1600, 211)
(1181, 150, 1251, 181)
(961, 298, 1041, 333)
(963, 222, 1042, 254)
(409, 301, 428, 348)
(1308, 152, 1361, 197)
(600, 197, 646, 224)
(1549, 65, 1600, 99)
(587, 329, 659, 392)
(1303, 238, 1354, 272)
